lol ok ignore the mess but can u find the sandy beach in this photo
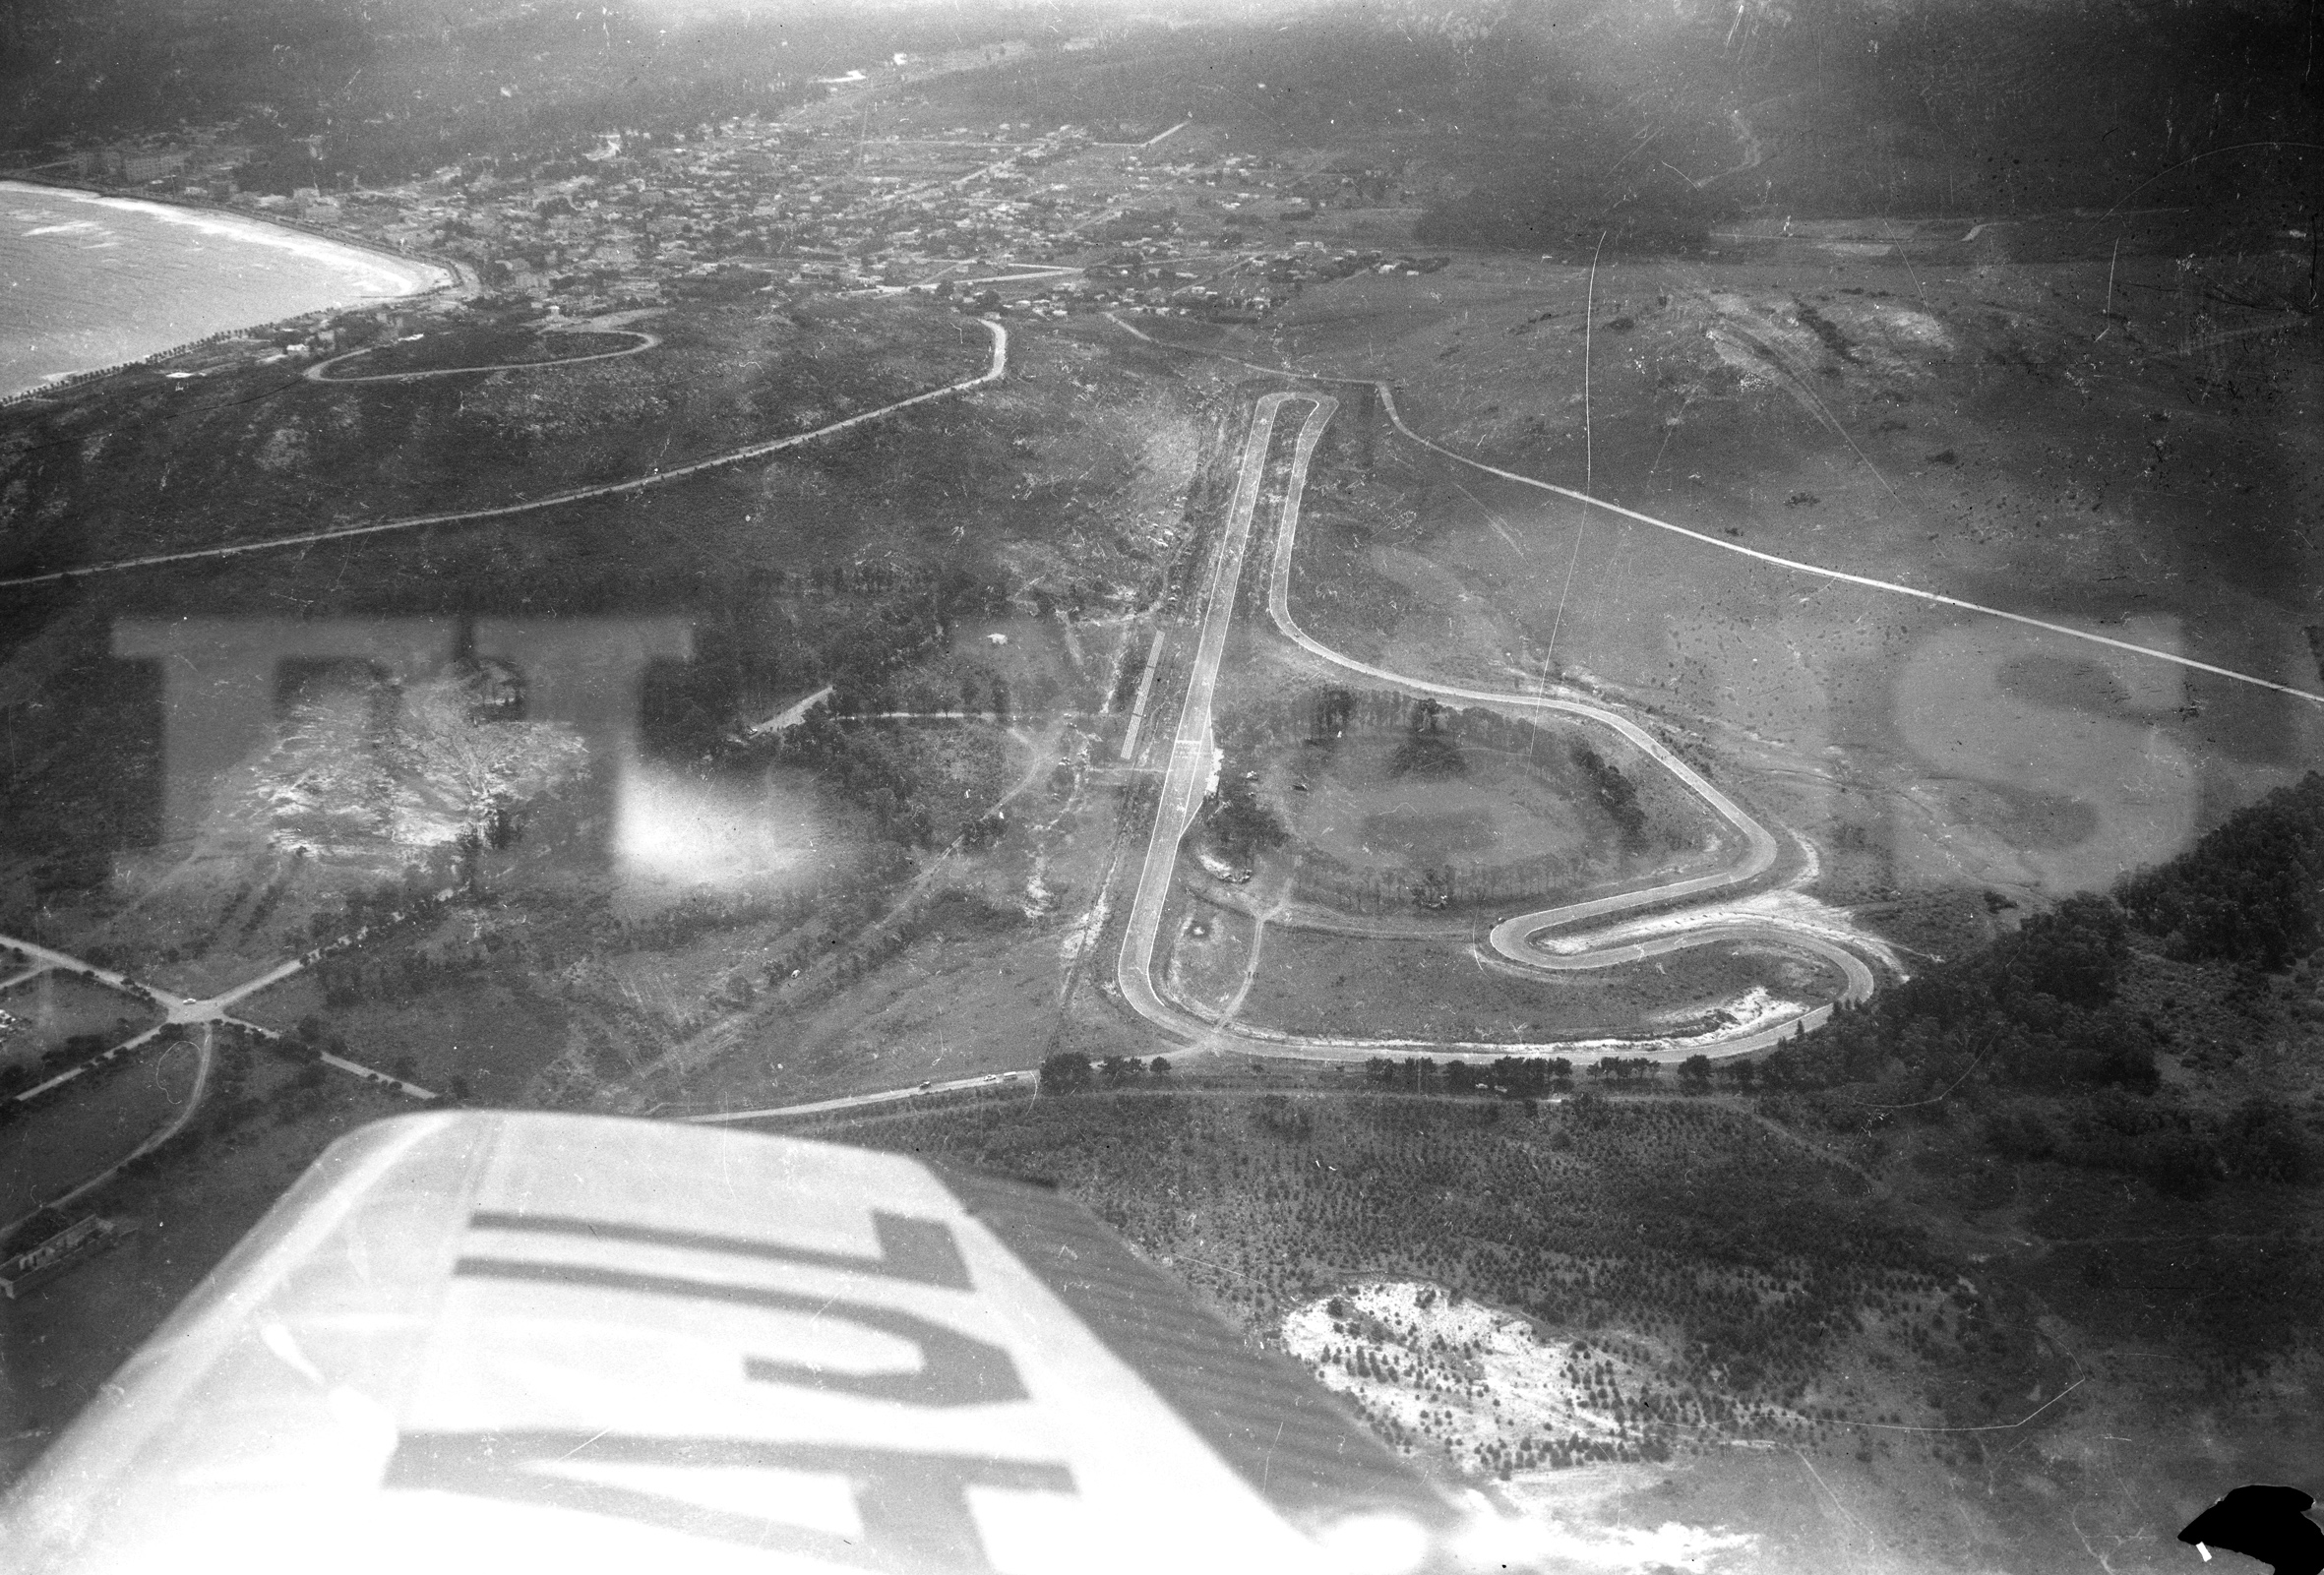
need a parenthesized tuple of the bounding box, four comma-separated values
(1, 181, 451, 397)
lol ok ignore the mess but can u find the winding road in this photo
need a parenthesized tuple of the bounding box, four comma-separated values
(1077, 299, 2324, 1068)
(303, 328, 660, 383)
(0, 316, 1008, 591)
(1107, 314, 2324, 709)
(1113, 388, 1882, 1064)
(1254, 395, 1877, 1006)
(0, 315, 1019, 1225)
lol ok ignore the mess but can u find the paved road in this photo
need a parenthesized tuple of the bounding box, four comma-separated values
(304, 329, 659, 384)
(0, 317, 1008, 591)
(0, 929, 437, 1239)
(1115, 393, 1301, 1051)
(679, 1068, 1032, 1125)
(1250, 395, 1874, 1006)
(1489, 918, 1876, 1003)
(17, 1024, 217, 1232)
(1110, 392, 1873, 1063)
(1254, 397, 1795, 952)
(1107, 313, 2324, 708)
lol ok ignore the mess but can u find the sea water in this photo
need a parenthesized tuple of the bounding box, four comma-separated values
(0, 180, 448, 398)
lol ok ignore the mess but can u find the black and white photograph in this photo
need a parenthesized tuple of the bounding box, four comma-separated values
(0, 1, 2319, 1570)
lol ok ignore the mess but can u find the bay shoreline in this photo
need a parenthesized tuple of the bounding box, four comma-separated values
(1, 177, 469, 403)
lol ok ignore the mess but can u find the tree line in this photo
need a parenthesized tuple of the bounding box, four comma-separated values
(1758, 771, 2324, 1199)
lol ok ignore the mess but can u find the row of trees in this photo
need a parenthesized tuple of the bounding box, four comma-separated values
(1360, 1054, 1759, 1095)
(1294, 846, 1606, 918)
(1037, 1052, 1173, 1093)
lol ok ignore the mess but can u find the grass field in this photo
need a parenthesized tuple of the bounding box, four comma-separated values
(0, 1040, 194, 1221)
(1287, 732, 1601, 862)
(1203, 665, 1735, 922)
(0, 973, 156, 1072)
(1222, 926, 1837, 1045)
(1145, 251, 2324, 920)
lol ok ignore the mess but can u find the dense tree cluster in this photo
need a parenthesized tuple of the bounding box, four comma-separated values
(1038, 1052, 1094, 1095)
(776, 707, 939, 849)
(2116, 772, 2324, 970)
(1569, 745, 1647, 850)
(1770, 776, 2324, 1106)
(1764, 893, 2161, 1101)
(1755, 777, 2324, 1208)
(1208, 775, 1289, 861)
(1387, 698, 1465, 779)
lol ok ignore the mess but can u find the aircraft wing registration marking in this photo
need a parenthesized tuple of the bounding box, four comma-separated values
(3, 1112, 1457, 1575)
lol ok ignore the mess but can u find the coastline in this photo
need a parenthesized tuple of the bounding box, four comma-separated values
(0, 178, 467, 404)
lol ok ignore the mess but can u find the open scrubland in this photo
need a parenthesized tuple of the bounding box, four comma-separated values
(0, 296, 1243, 1121)
(812, 1079, 2298, 1575)
(1, 10, 2316, 1569)
(831, 1089, 2003, 1442)
(0, 296, 970, 569)
(1145, 241, 2324, 919)
(1224, 927, 1837, 1047)
(812, 765, 2324, 1561)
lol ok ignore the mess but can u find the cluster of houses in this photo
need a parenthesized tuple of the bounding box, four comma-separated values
(37, 72, 1429, 326)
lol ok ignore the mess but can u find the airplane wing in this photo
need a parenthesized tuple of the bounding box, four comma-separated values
(2, 1112, 1471, 1574)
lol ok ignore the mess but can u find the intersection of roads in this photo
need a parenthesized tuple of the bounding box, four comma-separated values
(19, 288, 2236, 1144)
(1109, 389, 1883, 1067)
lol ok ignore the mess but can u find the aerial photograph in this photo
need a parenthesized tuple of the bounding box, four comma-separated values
(0, 0, 2318, 1569)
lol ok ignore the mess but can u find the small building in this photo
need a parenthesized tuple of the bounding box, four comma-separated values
(117, 150, 189, 184)
(0, 1216, 123, 1299)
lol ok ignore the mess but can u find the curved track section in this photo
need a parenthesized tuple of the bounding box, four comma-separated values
(1259, 399, 1781, 939)
(1117, 393, 1879, 1064)
(1105, 313, 2323, 708)
(304, 329, 659, 383)
(1256, 399, 1870, 999)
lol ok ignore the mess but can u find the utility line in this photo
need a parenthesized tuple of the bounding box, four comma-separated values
(1105, 312, 2324, 706)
